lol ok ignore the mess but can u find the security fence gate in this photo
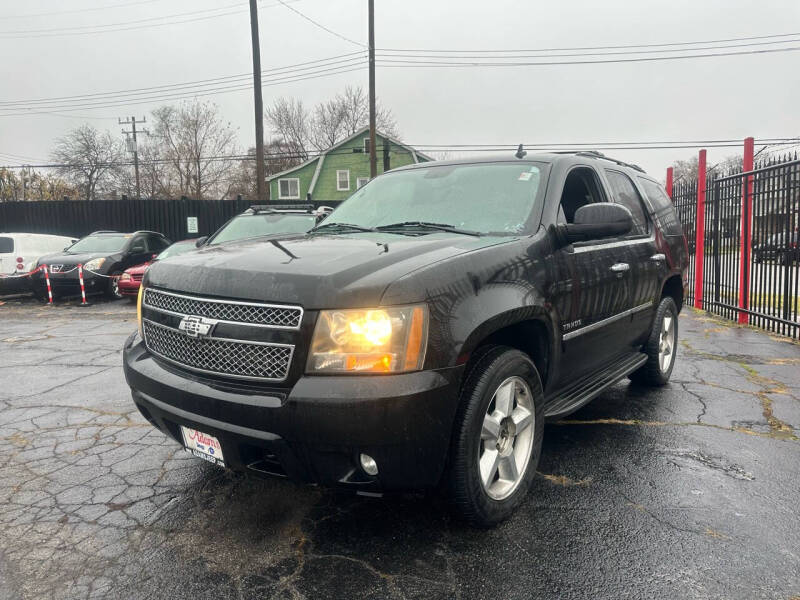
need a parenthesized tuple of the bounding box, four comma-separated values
(671, 149, 800, 339)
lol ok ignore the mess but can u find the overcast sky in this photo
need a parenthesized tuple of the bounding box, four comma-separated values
(1, 0, 799, 179)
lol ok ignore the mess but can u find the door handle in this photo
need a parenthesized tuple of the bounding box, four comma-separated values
(610, 263, 630, 273)
(650, 253, 666, 262)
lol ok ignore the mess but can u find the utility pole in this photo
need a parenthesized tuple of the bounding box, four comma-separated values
(368, 0, 377, 179)
(249, 0, 266, 202)
(120, 116, 147, 200)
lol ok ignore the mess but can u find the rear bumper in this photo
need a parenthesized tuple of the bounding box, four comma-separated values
(123, 332, 464, 491)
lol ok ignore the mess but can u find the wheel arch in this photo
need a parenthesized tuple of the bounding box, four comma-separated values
(661, 273, 684, 312)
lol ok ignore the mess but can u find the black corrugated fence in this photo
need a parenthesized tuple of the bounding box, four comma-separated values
(0, 198, 326, 241)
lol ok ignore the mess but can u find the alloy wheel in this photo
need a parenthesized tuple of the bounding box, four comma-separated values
(478, 376, 535, 501)
(658, 314, 675, 373)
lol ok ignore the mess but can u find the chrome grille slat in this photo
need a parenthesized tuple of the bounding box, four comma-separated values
(143, 288, 302, 329)
(143, 319, 293, 381)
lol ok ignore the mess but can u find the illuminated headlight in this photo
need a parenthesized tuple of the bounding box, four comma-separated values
(84, 257, 105, 271)
(137, 285, 145, 339)
(308, 305, 428, 373)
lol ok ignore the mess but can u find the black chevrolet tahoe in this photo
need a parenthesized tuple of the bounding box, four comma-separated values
(123, 151, 689, 526)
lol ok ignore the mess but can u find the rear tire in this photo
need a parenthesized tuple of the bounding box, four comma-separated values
(447, 346, 544, 527)
(630, 296, 678, 386)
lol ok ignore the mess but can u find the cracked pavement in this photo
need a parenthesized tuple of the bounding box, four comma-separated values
(1, 299, 799, 599)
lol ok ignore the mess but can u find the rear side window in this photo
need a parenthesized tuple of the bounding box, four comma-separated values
(0, 237, 13, 254)
(637, 177, 683, 235)
(605, 170, 649, 236)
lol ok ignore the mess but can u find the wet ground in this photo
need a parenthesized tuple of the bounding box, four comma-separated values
(1, 297, 799, 600)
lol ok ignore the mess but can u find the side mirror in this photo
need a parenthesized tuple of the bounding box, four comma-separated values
(194, 236, 208, 247)
(553, 203, 633, 247)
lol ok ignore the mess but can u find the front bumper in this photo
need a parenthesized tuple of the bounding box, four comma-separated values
(123, 332, 464, 491)
(31, 269, 105, 295)
(118, 279, 141, 296)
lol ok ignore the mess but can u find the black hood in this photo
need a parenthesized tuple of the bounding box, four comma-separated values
(144, 233, 514, 308)
(38, 252, 117, 269)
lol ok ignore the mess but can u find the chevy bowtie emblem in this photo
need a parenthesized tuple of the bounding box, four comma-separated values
(178, 315, 217, 338)
(49, 264, 64, 273)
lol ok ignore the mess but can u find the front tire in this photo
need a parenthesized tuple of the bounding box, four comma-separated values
(105, 271, 123, 299)
(630, 296, 678, 386)
(447, 346, 545, 527)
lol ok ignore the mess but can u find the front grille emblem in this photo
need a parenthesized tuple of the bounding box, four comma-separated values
(49, 264, 64, 273)
(178, 315, 217, 338)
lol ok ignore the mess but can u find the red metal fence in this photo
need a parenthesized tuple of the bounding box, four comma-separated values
(668, 138, 800, 338)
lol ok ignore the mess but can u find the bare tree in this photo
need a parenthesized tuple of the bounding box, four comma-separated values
(50, 125, 125, 201)
(149, 101, 239, 199)
(264, 97, 311, 160)
(266, 85, 401, 156)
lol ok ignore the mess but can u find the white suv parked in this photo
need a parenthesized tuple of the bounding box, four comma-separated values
(0, 233, 77, 291)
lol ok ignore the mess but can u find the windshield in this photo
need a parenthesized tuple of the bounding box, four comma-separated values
(323, 162, 546, 235)
(156, 240, 195, 260)
(208, 213, 317, 245)
(67, 235, 129, 254)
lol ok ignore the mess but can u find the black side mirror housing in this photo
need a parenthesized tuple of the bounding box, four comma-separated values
(195, 236, 208, 247)
(553, 203, 633, 247)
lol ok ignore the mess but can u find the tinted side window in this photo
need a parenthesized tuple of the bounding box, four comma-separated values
(637, 177, 683, 235)
(605, 170, 648, 235)
(559, 167, 607, 224)
(149, 235, 170, 251)
(130, 236, 148, 252)
(0, 237, 13, 253)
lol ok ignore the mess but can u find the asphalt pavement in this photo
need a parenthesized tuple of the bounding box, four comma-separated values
(1, 297, 799, 600)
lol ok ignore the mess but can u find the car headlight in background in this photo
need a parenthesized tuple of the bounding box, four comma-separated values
(308, 305, 428, 373)
(120, 272, 132, 281)
(84, 257, 106, 271)
(137, 285, 145, 339)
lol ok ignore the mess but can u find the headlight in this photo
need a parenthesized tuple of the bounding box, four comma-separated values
(84, 258, 106, 271)
(308, 305, 428, 373)
(137, 285, 145, 339)
(120, 272, 132, 281)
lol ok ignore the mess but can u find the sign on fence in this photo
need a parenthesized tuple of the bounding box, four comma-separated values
(186, 216, 198, 234)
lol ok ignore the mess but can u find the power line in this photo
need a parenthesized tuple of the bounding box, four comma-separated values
(0, 0, 299, 38)
(3, 0, 164, 20)
(375, 45, 800, 67)
(0, 53, 365, 108)
(4, 138, 800, 170)
(274, 0, 365, 47)
(377, 31, 800, 53)
(0, 62, 367, 116)
(376, 36, 800, 60)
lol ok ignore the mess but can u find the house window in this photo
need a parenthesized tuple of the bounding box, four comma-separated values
(337, 170, 350, 191)
(356, 177, 370, 189)
(278, 178, 300, 200)
(363, 137, 370, 153)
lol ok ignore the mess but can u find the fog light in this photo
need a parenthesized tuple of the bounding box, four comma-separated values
(359, 453, 378, 476)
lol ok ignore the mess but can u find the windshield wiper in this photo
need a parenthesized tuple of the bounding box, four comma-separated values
(375, 221, 481, 237)
(309, 222, 376, 234)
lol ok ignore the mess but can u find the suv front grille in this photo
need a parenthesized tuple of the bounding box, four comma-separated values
(143, 288, 302, 328)
(143, 319, 293, 381)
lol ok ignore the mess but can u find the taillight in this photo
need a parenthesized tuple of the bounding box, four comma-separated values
(16, 257, 24, 271)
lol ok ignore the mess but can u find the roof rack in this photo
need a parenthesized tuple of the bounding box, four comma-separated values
(554, 150, 646, 173)
(89, 230, 119, 235)
(248, 204, 316, 213)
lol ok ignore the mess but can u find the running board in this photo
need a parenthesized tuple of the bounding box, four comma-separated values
(544, 352, 648, 420)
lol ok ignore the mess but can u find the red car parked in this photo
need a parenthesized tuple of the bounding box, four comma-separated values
(118, 239, 197, 298)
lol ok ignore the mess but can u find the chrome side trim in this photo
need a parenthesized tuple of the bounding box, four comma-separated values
(572, 237, 652, 254)
(562, 302, 653, 341)
(143, 287, 303, 330)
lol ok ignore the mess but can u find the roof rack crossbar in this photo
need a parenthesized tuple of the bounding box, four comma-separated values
(248, 204, 316, 213)
(551, 150, 646, 173)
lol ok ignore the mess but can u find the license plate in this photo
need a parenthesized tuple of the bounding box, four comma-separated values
(180, 426, 225, 468)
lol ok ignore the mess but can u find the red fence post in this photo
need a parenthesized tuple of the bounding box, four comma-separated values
(694, 149, 707, 309)
(738, 136, 755, 324)
(665, 167, 674, 199)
